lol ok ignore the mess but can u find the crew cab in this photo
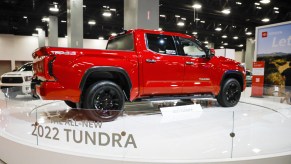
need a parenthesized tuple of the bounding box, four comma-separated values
(32, 29, 246, 121)
(0, 62, 33, 98)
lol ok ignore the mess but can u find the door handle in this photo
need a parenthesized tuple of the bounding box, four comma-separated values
(185, 61, 194, 65)
(146, 59, 156, 63)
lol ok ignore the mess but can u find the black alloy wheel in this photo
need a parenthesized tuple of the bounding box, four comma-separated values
(217, 78, 241, 107)
(83, 81, 125, 122)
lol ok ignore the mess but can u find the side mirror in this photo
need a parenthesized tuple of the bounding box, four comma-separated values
(206, 48, 215, 58)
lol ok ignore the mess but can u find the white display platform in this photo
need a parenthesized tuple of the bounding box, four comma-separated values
(1, 88, 291, 164)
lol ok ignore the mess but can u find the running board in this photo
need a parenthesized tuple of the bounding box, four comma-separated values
(138, 94, 215, 101)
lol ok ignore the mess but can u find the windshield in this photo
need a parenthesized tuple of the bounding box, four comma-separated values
(106, 33, 134, 51)
(17, 63, 32, 72)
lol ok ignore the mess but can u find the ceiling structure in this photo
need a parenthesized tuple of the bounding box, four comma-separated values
(0, 0, 291, 50)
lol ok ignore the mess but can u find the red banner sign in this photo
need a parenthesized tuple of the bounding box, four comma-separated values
(251, 61, 265, 97)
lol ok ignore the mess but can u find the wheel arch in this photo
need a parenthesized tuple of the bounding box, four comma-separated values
(220, 71, 244, 91)
(79, 66, 132, 101)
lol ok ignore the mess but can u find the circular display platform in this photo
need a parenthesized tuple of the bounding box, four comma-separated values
(1, 89, 291, 164)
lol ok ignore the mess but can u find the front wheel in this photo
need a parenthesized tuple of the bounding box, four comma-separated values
(217, 78, 241, 107)
(83, 81, 125, 122)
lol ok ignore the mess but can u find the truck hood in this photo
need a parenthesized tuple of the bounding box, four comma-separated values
(1, 71, 33, 77)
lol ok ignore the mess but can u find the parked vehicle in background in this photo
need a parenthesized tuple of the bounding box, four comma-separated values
(32, 29, 246, 122)
(0, 62, 33, 98)
(246, 70, 252, 87)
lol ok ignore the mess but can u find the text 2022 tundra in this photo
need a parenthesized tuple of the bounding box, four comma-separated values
(33, 29, 246, 121)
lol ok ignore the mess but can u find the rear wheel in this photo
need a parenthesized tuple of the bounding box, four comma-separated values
(217, 78, 241, 107)
(83, 81, 125, 122)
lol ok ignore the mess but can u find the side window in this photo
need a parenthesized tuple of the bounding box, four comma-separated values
(146, 34, 177, 55)
(179, 37, 206, 57)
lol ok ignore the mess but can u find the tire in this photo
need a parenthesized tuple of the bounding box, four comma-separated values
(83, 81, 125, 122)
(217, 78, 241, 107)
(64, 100, 77, 108)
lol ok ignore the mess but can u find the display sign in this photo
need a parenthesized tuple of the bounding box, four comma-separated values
(251, 61, 265, 97)
(256, 21, 291, 87)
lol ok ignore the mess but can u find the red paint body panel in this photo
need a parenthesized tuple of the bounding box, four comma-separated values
(32, 29, 246, 103)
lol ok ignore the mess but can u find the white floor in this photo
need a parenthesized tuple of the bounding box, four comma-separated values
(1, 88, 291, 163)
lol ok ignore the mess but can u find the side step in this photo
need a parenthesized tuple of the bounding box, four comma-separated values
(138, 94, 215, 101)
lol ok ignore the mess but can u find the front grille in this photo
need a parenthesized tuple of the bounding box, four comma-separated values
(1, 77, 23, 83)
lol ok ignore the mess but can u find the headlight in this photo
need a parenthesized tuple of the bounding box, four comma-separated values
(25, 76, 32, 81)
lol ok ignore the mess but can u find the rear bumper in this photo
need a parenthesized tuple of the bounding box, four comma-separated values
(36, 81, 80, 103)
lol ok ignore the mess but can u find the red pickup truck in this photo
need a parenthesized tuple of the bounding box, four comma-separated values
(33, 29, 246, 121)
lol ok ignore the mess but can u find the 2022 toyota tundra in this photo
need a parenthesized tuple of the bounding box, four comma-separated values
(32, 29, 246, 121)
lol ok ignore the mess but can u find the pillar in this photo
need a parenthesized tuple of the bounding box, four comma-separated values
(124, 0, 159, 30)
(67, 0, 83, 48)
(37, 29, 45, 47)
(48, 16, 58, 47)
(245, 38, 255, 70)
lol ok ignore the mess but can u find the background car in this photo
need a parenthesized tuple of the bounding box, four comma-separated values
(246, 70, 253, 87)
(0, 62, 33, 98)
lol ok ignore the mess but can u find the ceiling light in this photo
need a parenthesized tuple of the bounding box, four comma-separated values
(238, 44, 244, 47)
(273, 7, 279, 10)
(83, 5, 86, 8)
(254, 2, 260, 5)
(111, 33, 117, 36)
(41, 17, 49, 22)
(192, 31, 198, 35)
(32, 33, 38, 37)
(233, 36, 239, 39)
(110, 8, 116, 11)
(246, 32, 252, 35)
(274, 11, 279, 14)
(195, 18, 200, 21)
(262, 18, 270, 22)
(181, 17, 187, 21)
(236, 2, 242, 5)
(35, 28, 42, 31)
(220, 46, 225, 49)
(260, 0, 270, 4)
(98, 37, 104, 40)
(175, 15, 180, 18)
(88, 20, 96, 25)
(204, 41, 209, 44)
(222, 9, 231, 15)
(160, 14, 166, 17)
(223, 43, 228, 45)
(215, 27, 222, 31)
(177, 22, 185, 26)
(256, 6, 262, 9)
(222, 35, 228, 38)
(200, 20, 205, 23)
(103, 11, 112, 17)
(23, 16, 27, 19)
(61, 20, 66, 23)
(158, 28, 163, 31)
(192, 3, 202, 9)
(49, 4, 59, 12)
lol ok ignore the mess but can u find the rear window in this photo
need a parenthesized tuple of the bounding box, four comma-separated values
(106, 33, 134, 51)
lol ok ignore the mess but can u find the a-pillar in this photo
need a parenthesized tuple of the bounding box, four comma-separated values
(48, 16, 58, 47)
(124, 0, 159, 30)
(245, 38, 255, 70)
(37, 29, 45, 47)
(67, 0, 83, 48)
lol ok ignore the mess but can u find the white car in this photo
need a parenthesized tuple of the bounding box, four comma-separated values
(0, 62, 33, 98)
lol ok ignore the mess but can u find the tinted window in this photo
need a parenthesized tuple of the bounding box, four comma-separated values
(179, 37, 206, 57)
(107, 33, 134, 51)
(18, 63, 32, 71)
(146, 34, 177, 55)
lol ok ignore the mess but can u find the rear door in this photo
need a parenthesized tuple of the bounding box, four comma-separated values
(141, 33, 184, 96)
